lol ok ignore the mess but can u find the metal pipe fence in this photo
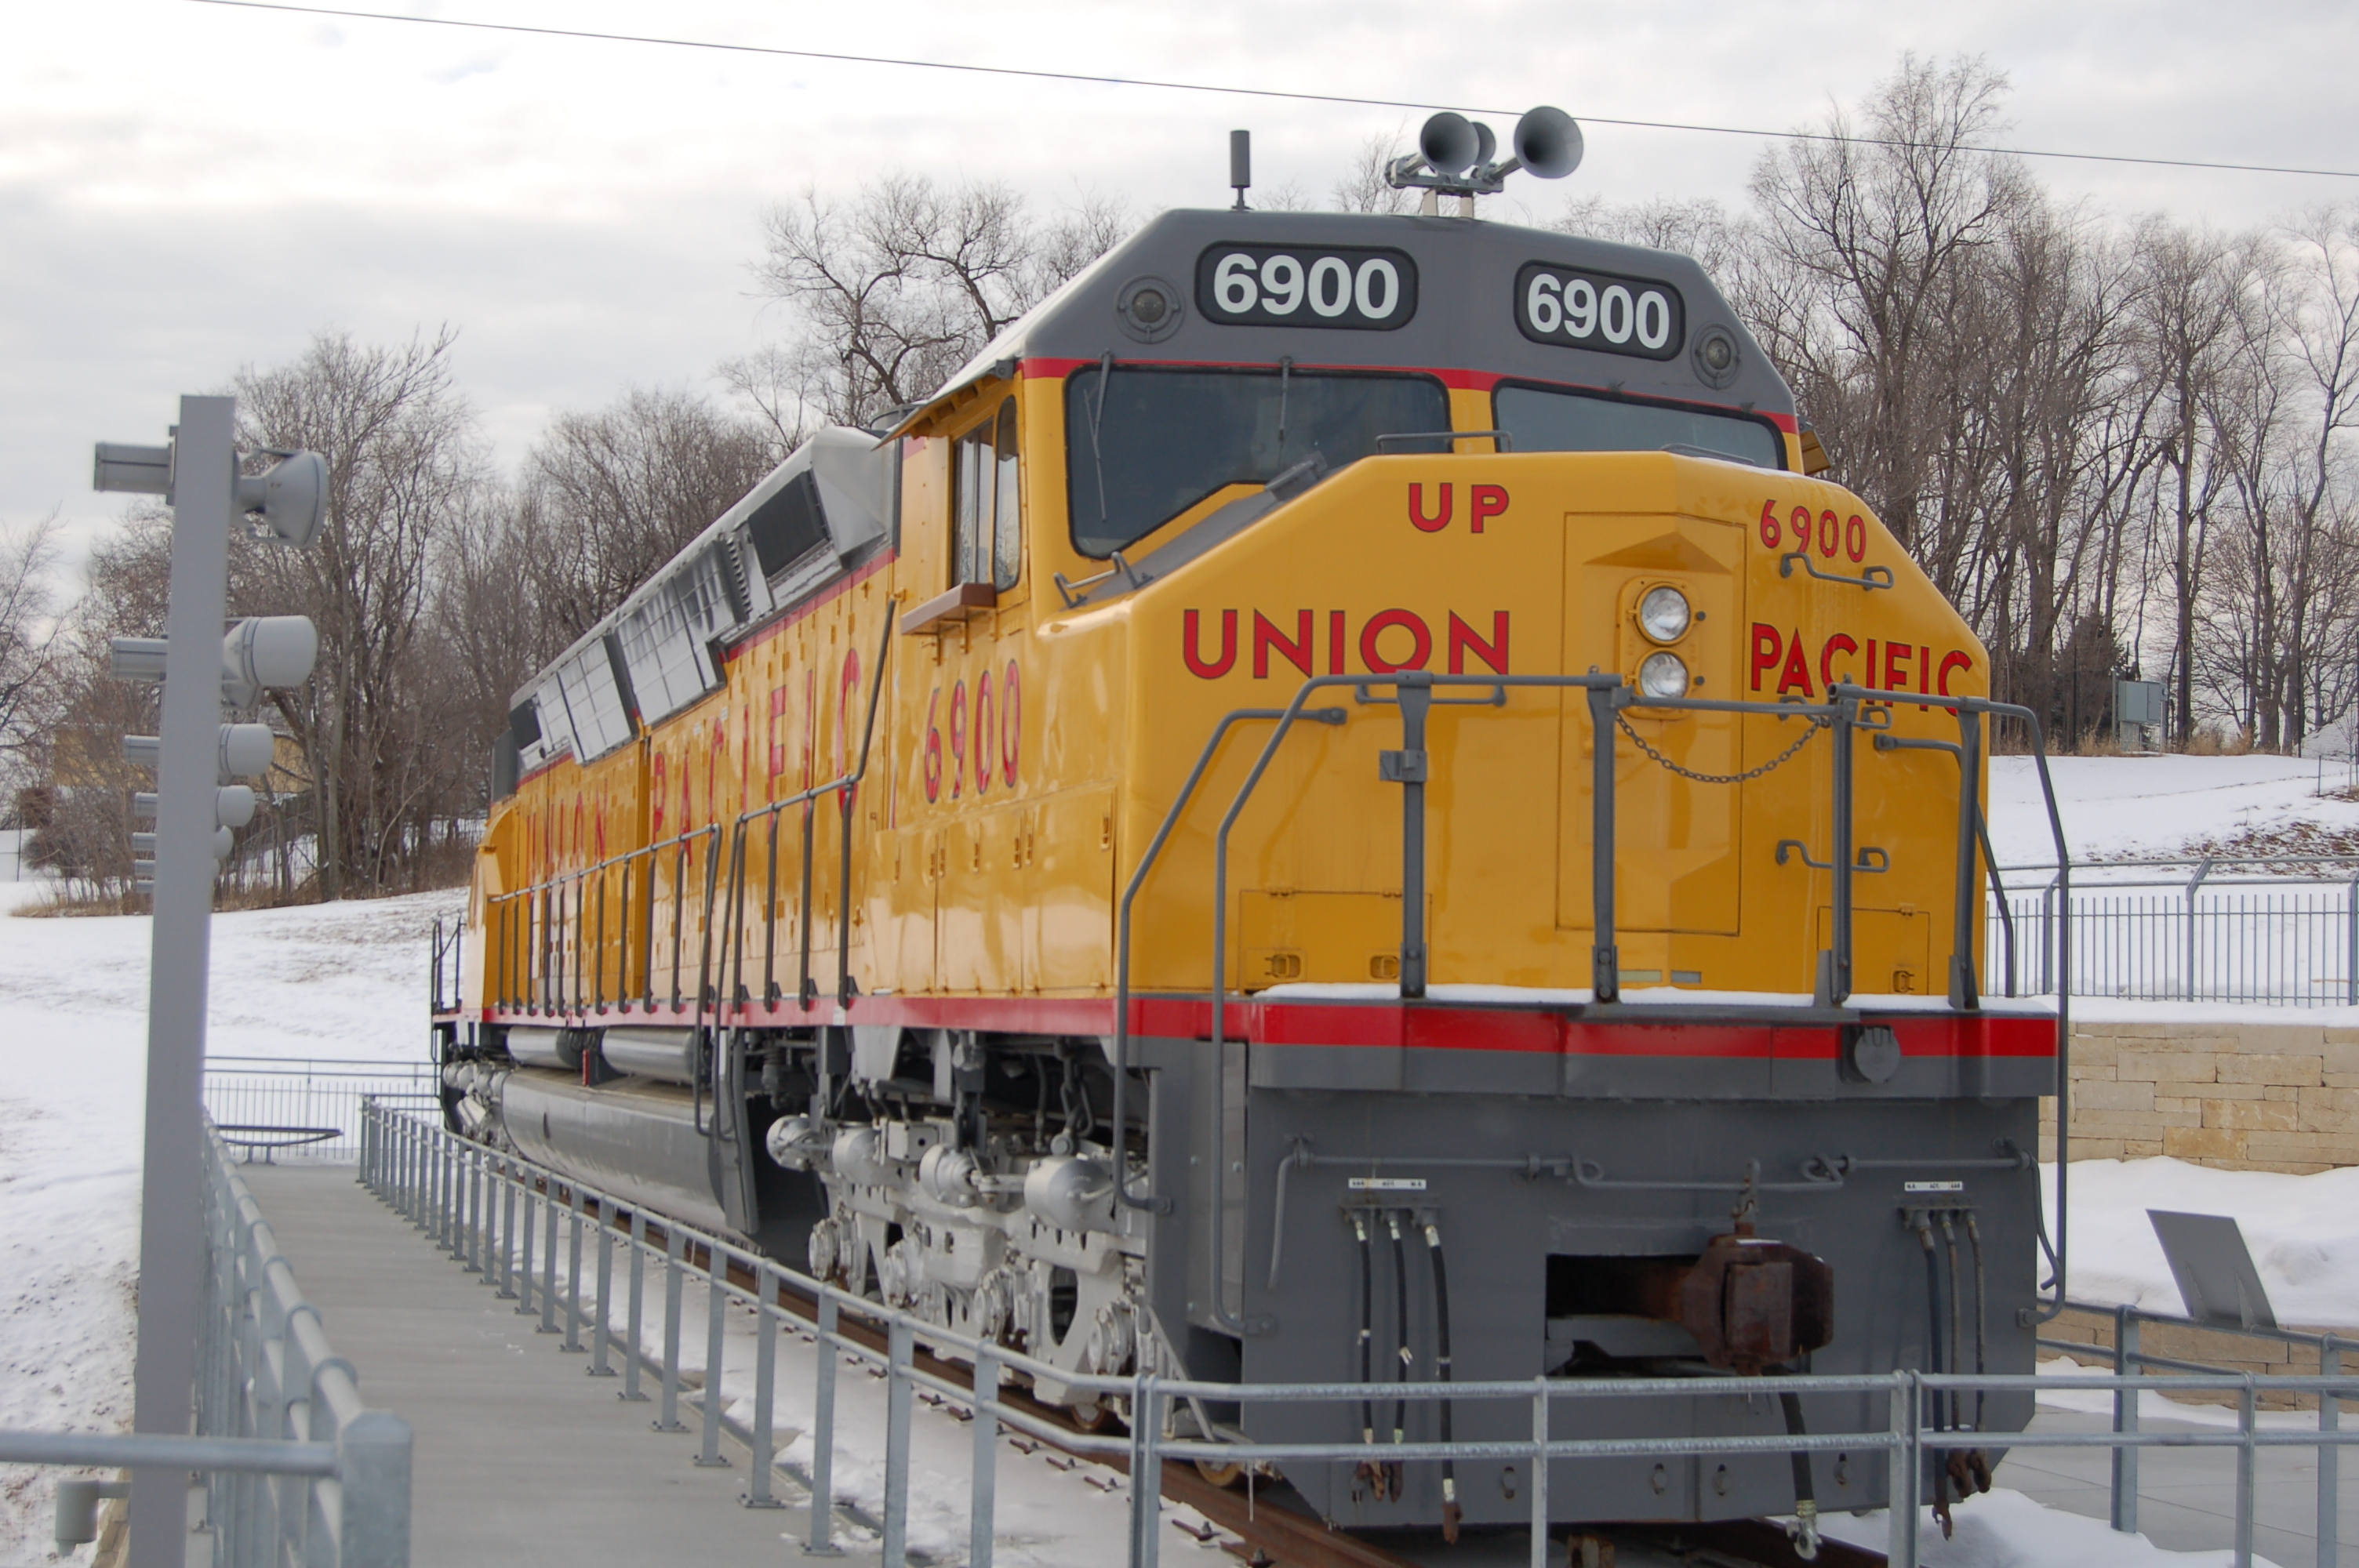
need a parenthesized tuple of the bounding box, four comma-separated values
(203, 1057, 440, 1163)
(362, 1102, 2353, 1568)
(1987, 855, 2359, 1006)
(0, 1120, 412, 1565)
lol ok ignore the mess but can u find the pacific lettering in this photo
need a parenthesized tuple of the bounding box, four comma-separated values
(1747, 622, 1976, 706)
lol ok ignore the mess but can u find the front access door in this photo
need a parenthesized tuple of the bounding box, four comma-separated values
(1558, 517, 1745, 938)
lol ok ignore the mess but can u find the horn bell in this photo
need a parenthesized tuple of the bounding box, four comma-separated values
(1514, 105, 1584, 179)
(1418, 111, 1482, 176)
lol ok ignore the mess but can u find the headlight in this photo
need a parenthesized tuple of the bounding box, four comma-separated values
(1637, 652, 1690, 699)
(1637, 585, 1692, 643)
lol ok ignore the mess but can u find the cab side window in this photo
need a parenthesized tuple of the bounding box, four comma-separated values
(952, 398, 1022, 593)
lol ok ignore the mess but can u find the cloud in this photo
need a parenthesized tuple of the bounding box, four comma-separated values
(3, 0, 2354, 568)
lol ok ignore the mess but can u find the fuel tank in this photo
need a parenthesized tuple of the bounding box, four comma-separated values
(500, 1067, 727, 1232)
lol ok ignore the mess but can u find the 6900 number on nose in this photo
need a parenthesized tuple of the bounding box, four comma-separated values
(1196, 243, 1419, 331)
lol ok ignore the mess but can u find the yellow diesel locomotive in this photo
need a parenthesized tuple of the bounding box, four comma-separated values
(438, 116, 2057, 1535)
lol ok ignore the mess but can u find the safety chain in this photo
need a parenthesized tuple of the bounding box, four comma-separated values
(1615, 707, 1825, 786)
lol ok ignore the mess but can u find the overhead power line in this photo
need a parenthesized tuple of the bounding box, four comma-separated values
(189, 0, 2359, 183)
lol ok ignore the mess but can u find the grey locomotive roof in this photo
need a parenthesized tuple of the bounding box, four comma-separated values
(899, 207, 1792, 429)
(514, 206, 1790, 735)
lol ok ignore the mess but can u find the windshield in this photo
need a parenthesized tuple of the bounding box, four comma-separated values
(1065, 366, 1450, 557)
(1495, 383, 1783, 470)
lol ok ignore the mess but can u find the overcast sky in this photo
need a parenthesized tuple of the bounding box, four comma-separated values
(5, 0, 2354, 581)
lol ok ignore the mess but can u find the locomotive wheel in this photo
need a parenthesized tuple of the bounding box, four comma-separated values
(1194, 1457, 1248, 1488)
(1067, 1397, 1128, 1434)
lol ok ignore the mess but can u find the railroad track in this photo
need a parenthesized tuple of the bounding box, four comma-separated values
(511, 1177, 1885, 1568)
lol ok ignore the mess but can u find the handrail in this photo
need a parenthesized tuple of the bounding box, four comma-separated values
(365, 1102, 2347, 1568)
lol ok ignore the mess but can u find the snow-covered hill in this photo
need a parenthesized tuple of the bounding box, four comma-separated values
(1989, 753, 2359, 866)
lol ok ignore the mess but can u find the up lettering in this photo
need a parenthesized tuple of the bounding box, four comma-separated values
(1406, 482, 1509, 534)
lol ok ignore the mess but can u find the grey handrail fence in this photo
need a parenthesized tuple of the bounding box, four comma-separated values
(203, 1057, 441, 1163)
(2041, 1300, 2348, 1566)
(0, 1119, 412, 1566)
(362, 1102, 2352, 1568)
(1988, 854, 2359, 1005)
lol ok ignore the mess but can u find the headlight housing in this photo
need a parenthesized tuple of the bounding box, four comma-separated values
(1637, 584, 1692, 643)
(1637, 651, 1690, 699)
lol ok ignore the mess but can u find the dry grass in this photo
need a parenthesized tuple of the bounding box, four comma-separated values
(13, 887, 142, 917)
(2183, 723, 2257, 756)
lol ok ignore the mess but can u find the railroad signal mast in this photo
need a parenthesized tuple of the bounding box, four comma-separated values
(93, 403, 324, 1568)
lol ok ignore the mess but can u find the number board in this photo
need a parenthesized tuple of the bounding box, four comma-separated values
(1514, 261, 1685, 360)
(1196, 244, 1418, 330)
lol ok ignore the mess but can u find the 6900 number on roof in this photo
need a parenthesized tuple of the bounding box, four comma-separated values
(1514, 261, 1685, 360)
(1196, 244, 1419, 330)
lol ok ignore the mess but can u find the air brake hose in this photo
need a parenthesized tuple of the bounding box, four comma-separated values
(1966, 1212, 1989, 1432)
(1941, 1212, 1965, 1425)
(1918, 1214, 1950, 1513)
(1779, 1387, 1819, 1561)
(1354, 1215, 1375, 1443)
(1388, 1213, 1412, 1445)
(1423, 1222, 1461, 1543)
(1917, 1214, 1947, 1431)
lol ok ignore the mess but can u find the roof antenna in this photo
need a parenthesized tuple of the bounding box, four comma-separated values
(1230, 129, 1252, 211)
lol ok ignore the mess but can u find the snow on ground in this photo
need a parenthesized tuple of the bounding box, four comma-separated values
(1988, 753, 2359, 866)
(2050, 1157, 2359, 1330)
(0, 881, 460, 1564)
(1816, 1488, 2283, 1568)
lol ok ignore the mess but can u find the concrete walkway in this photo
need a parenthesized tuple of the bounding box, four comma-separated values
(1997, 1407, 2354, 1568)
(240, 1163, 868, 1567)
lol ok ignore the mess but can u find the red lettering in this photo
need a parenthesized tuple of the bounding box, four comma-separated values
(1000, 661, 1020, 789)
(974, 670, 994, 795)
(1183, 608, 1238, 678)
(1446, 612, 1510, 675)
(839, 651, 860, 813)
(1845, 514, 1866, 562)
(1328, 610, 1347, 674)
(1750, 623, 1784, 691)
(1821, 633, 1859, 692)
(1252, 609, 1314, 679)
(1470, 485, 1509, 534)
(923, 688, 942, 804)
(948, 679, 966, 798)
(1884, 641, 1913, 691)
(1776, 630, 1816, 697)
(1818, 509, 1839, 557)
(1918, 645, 1932, 700)
(1360, 609, 1432, 674)
(1938, 650, 1974, 710)
(1408, 483, 1452, 532)
(1757, 499, 1781, 549)
(1864, 639, 1879, 693)
(1790, 505, 1812, 550)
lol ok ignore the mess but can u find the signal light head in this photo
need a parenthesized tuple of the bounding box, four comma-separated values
(1637, 586, 1692, 644)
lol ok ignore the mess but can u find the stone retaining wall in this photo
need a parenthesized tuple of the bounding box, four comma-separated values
(2042, 1308, 2343, 1411)
(2038, 1018, 2359, 1172)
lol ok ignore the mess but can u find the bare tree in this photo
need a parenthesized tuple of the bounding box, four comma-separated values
(0, 514, 61, 792)
(235, 328, 485, 901)
(525, 386, 774, 647)
(1330, 128, 1414, 215)
(2131, 221, 2262, 741)
(736, 175, 1135, 430)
